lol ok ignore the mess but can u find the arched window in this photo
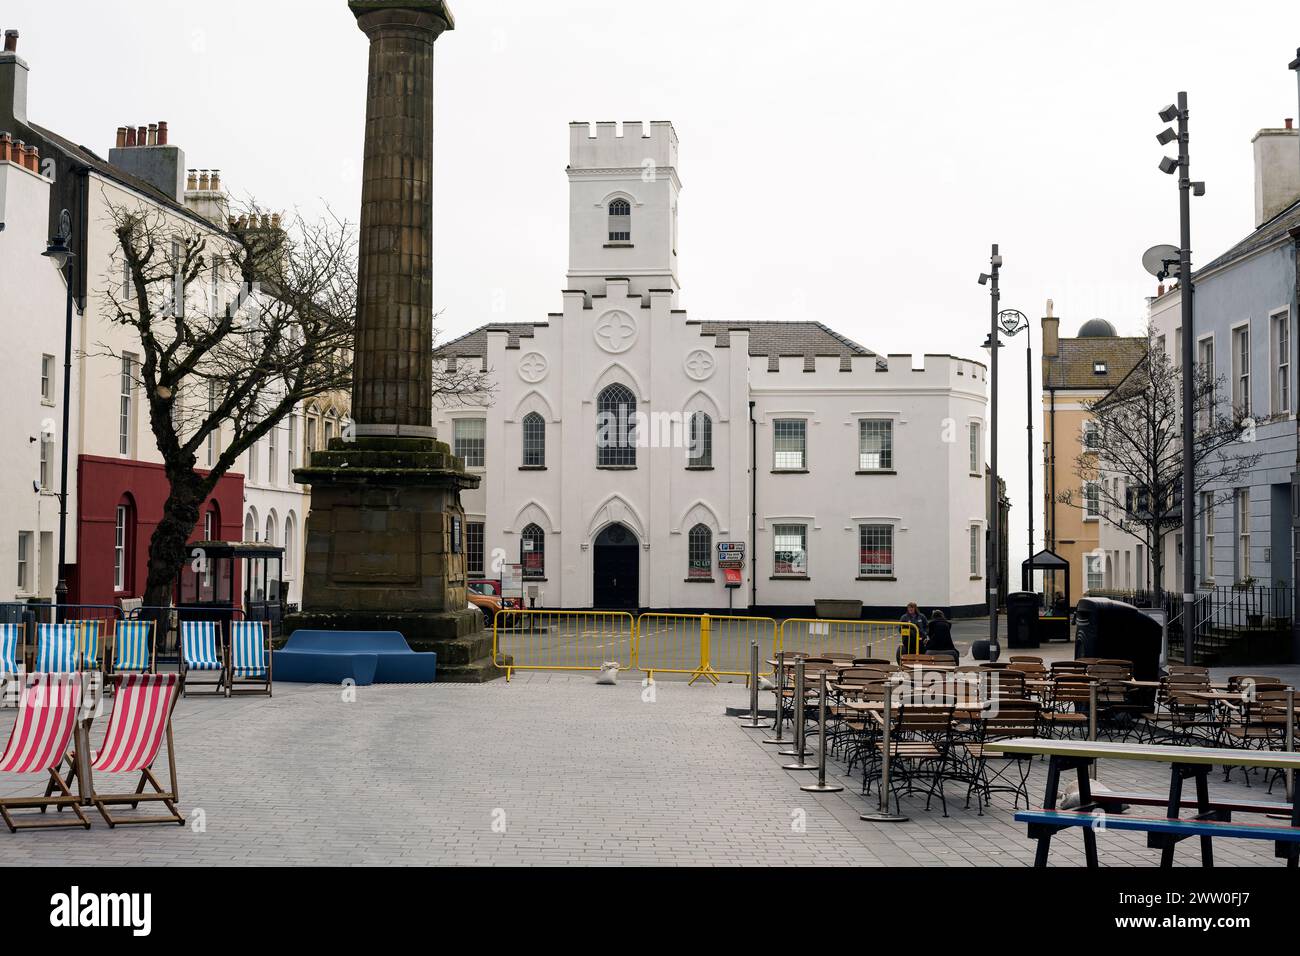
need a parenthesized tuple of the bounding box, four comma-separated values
(265, 512, 278, 547)
(687, 411, 713, 467)
(244, 509, 258, 542)
(596, 383, 637, 467)
(688, 524, 712, 579)
(521, 412, 545, 467)
(521, 523, 545, 578)
(283, 513, 296, 579)
(608, 199, 631, 242)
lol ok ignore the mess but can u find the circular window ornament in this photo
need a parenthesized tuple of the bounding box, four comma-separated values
(519, 352, 548, 383)
(684, 349, 716, 381)
(594, 310, 638, 354)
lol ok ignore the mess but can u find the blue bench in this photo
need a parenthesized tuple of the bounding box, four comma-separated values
(272, 630, 437, 686)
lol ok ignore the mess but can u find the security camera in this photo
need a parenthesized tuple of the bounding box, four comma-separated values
(1158, 156, 1179, 175)
(1158, 104, 1180, 123)
(1156, 127, 1178, 146)
(978, 273, 991, 286)
(32, 480, 40, 493)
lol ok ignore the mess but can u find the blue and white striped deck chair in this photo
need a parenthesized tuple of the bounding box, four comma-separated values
(227, 620, 272, 697)
(180, 620, 225, 697)
(110, 620, 154, 675)
(35, 623, 79, 673)
(66, 620, 102, 672)
(0, 623, 23, 681)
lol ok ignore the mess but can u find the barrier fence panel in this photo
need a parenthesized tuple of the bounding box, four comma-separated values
(779, 618, 920, 661)
(635, 613, 778, 684)
(492, 609, 636, 681)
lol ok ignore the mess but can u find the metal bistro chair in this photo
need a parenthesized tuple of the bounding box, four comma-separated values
(1221, 687, 1291, 787)
(1039, 676, 1092, 739)
(962, 699, 1042, 814)
(874, 698, 957, 818)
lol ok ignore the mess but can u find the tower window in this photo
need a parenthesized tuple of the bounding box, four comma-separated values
(608, 199, 631, 242)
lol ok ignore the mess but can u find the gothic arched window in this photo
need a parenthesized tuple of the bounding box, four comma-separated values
(596, 383, 637, 467)
(608, 199, 631, 242)
(688, 411, 713, 468)
(521, 523, 545, 578)
(522, 412, 546, 467)
(688, 523, 712, 579)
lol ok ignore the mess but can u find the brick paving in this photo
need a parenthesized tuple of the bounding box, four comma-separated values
(0, 669, 1292, 866)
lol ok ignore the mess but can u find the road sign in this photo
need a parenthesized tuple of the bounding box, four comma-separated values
(717, 541, 745, 569)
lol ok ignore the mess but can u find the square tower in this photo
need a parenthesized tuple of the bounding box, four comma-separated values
(566, 120, 680, 300)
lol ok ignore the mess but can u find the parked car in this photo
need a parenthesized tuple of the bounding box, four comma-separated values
(467, 579, 522, 609)
(467, 592, 516, 630)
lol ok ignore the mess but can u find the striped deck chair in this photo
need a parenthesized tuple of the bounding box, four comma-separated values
(109, 620, 155, 676)
(68, 620, 103, 672)
(180, 620, 225, 697)
(0, 622, 23, 680)
(74, 673, 185, 828)
(0, 673, 90, 832)
(35, 623, 79, 673)
(227, 620, 272, 697)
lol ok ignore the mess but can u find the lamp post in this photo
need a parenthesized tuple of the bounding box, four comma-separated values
(42, 208, 75, 611)
(1156, 94, 1205, 664)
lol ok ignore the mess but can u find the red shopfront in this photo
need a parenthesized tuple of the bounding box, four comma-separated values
(73, 455, 244, 607)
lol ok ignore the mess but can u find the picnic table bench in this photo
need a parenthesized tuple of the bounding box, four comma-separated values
(985, 738, 1300, 868)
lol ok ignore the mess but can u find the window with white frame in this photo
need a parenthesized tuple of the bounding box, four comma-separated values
(283, 515, 296, 579)
(1198, 336, 1215, 427)
(969, 422, 981, 474)
(1083, 420, 1100, 450)
(608, 199, 631, 242)
(773, 419, 806, 470)
(288, 414, 297, 474)
(1232, 325, 1250, 415)
(40, 354, 54, 403)
(16, 532, 31, 591)
(1236, 488, 1250, 582)
(1085, 553, 1104, 592)
(268, 424, 279, 485)
(969, 525, 981, 576)
(596, 384, 637, 467)
(858, 419, 892, 471)
(1084, 481, 1101, 518)
(1202, 493, 1216, 582)
(248, 437, 259, 483)
(688, 524, 712, 579)
(688, 411, 713, 467)
(858, 524, 893, 577)
(114, 504, 129, 591)
(39, 429, 52, 491)
(454, 418, 486, 468)
(1273, 311, 1291, 415)
(521, 523, 545, 578)
(206, 381, 219, 467)
(118, 354, 136, 456)
(170, 240, 185, 318)
(772, 524, 808, 577)
(521, 412, 545, 467)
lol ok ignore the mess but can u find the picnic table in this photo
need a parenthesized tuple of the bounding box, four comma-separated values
(986, 737, 1300, 867)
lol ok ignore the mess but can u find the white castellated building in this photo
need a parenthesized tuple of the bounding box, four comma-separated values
(434, 121, 988, 615)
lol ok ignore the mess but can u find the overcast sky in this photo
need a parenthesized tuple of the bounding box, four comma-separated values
(9, 0, 1300, 577)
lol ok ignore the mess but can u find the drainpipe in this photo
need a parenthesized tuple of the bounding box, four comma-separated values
(749, 400, 757, 611)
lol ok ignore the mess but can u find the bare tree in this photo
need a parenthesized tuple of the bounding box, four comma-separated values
(1057, 325, 1261, 599)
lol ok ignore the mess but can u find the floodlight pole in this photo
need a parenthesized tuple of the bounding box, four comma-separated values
(1175, 91, 1196, 667)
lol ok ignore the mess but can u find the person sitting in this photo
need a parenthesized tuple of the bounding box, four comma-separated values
(899, 601, 929, 651)
(924, 609, 958, 664)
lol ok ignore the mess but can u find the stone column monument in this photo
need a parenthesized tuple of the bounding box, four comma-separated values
(286, 0, 506, 682)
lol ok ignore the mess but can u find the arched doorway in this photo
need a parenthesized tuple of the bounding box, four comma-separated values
(593, 523, 639, 609)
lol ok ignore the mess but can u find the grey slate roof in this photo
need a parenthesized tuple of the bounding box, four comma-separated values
(1043, 336, 1146, 390)
(433, 319, 876, 371)
(1198, 197, 1300, 275)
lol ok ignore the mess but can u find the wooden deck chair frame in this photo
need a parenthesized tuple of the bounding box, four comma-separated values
(227, 620, 273, 697)
(61, 673, 186, 828)
(0, 673, 91, 833)
(107, 619, 156, 677)
(179, 619, 226, 697)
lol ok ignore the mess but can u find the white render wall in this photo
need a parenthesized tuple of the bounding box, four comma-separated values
(0, 159, 79, 601)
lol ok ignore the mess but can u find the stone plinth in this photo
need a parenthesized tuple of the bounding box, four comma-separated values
(285, 437, 508, 683)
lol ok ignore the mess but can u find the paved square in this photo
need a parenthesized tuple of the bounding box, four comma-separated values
(0, 670, 1291, 866)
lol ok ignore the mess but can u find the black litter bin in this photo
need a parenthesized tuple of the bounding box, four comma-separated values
(1074, 597, 1162, 705)
(1006, 592, 1041, 649)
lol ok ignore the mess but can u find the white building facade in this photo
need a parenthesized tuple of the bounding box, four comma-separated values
(435, 122, 989, 615)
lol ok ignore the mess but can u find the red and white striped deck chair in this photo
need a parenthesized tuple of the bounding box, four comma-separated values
(0, 673, 90, 832)
(78, 673, 185, 828)
(227, 620, 272, 697)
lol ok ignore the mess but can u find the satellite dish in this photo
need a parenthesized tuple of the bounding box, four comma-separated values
(1142, 243, 1181, 279)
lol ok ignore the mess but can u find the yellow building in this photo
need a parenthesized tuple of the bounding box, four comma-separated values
(1041, 308, 1145, 607)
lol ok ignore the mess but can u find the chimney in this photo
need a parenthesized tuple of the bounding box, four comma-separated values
(0, 131, 11, 163)
(1252, 122, 1300, 226)
(0, 29, 28, 128)
(1041, 298, 1059, 360)
(198, 169, 209, 190)
(210, 169, 220, 191)
(109, 119, 186, 202)
(186, 168, 198, 191)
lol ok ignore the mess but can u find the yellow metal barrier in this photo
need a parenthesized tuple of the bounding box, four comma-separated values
(635, 614, 778, 685)
(779, 618, 920, 661)
(492, 609, 636, 681)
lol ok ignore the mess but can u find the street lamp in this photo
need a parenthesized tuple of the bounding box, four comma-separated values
(996, 309, 1033, 589)
(42, 208, 75, 611)
(1155, 94, 1204, 666)
(978, 247, 1027, 660)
